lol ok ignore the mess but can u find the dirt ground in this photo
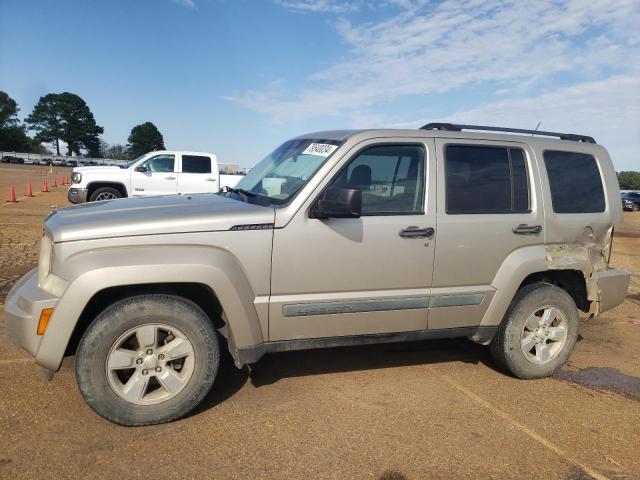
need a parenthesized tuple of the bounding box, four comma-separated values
(0, 164, 638, 480)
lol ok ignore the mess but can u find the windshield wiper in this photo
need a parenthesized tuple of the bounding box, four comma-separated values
(221, 186, 257, 201)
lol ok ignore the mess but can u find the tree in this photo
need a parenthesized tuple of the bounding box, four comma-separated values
(28, 141, 50, 154)
(618, 171, 640, 190)
(0, 91, 38, 152)
(0, 126, 40, 152)
(101, 141, 130, 160)
(24, 93, 64, 154)
(127, 122, 165, 158)
(26, 92, 103, 156)
(0, 91, 20, 129)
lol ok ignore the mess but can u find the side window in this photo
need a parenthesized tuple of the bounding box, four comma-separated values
(445, 145, 530, 214)
(182, 155, 212, 174)
(143, 154, 175, 173)
(543, 151, 605, 213)
(329, 145, 425, 215)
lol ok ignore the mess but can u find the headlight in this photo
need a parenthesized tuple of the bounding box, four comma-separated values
(72, 172, 82, 184)
(37, 232, 67, 296)
(38, 232, 53, 288)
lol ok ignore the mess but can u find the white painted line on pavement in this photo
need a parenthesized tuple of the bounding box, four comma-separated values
(439, 372, 610, 480)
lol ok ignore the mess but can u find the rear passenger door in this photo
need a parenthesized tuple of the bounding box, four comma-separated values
(430, 139, 544, 329)
(177, 154, 219, 194)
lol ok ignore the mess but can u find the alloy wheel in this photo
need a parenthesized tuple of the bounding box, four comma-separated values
(520, 306, 568, 365)
(106, 323, 195, 405)
(95, 191, 118, 201)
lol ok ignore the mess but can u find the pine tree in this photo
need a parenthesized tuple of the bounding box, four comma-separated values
(127, 122, 165, 157)
(26, 92, 103, 156)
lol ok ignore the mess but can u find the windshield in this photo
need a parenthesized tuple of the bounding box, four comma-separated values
(122, 155, 146, 169)
(230, 138, 343, 206)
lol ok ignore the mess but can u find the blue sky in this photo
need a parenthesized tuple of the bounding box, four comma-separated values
(0, 0, 638, 169)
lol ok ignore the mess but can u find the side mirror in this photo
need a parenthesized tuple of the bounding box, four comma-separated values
(312, 187, 362, 219)
(135, 164, 148, 172)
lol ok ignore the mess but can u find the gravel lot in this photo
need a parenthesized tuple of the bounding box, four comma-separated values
(1, 164, 639, 479)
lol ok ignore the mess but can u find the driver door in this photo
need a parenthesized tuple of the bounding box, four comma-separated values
(130, 154, 178, 196)
(269, 140, 436, 341)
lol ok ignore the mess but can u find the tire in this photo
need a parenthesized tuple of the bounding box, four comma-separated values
(633, 203, 640, 212)
(490, 282, 579, 379)
(89, 186, 122, 202)
(76, 294, 220, 426)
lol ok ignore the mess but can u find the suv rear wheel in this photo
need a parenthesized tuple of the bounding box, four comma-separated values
(490, 282, 579, 379)
(76, 295, 219, 426)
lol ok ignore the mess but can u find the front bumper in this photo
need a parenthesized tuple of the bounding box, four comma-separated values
(67, 187, 88, 204)
(4, 269, 59, 360)
(592, 268, 630, 313)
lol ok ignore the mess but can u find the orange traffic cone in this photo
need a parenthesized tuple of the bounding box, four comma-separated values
(7, 186, 17, 203)
(26, 183, 34, 197)
(42, 180, 49, 192)
(52, 177, 58, 187)
(59, 177, 64, 186)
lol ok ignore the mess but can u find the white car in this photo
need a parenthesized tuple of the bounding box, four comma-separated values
(68, 150, 243, 203)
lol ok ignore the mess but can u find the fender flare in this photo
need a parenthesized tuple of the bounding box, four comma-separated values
(86, 181, 129, 198)
(480, 245, 548, 329)
(35, 245, 264, 371)
(480, 243, 600, 335)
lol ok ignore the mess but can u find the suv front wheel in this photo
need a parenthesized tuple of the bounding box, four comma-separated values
(490, 282, 579, 379)
(76, 295, 220, 426)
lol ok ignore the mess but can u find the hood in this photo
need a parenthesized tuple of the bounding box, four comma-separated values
(45, 194, 275, 242)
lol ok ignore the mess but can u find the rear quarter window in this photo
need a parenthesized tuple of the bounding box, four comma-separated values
(182, 155, 212, 174)
(445, 145, 530, 214)
(543, 151, 605, 213)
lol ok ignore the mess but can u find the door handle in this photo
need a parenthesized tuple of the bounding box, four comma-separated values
(399, 226, 435, 238)
(513, 224, 542, 235)
(205, 178, 217, 182)
(165, 176, 176, 180)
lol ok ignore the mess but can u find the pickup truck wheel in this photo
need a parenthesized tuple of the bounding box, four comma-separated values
(76, 294, 219, 426)
(490, 282, 579, 379)
(90, 186, 122, 201)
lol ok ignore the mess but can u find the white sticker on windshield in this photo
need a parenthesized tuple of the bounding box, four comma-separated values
(302, 143, 338, 157)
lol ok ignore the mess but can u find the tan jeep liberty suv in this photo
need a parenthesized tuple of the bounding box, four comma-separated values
(5, 123, 630, 426)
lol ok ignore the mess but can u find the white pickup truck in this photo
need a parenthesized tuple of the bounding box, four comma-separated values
(68, 150, 243, 203)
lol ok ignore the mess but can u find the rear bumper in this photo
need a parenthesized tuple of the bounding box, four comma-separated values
(67, 187, 88, 204)
(4, 269, 59, 363)
(592, 268, 630, 313)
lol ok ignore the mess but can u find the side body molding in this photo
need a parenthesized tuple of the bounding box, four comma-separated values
(37, 244, 267, 371)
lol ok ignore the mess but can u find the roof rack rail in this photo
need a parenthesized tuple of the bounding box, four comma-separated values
(420, 123, 596, 144)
